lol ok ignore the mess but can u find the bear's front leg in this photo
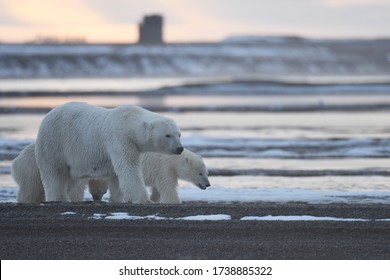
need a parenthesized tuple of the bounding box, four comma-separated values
(158, 185, 182, 204)
(118, 169, 151, 203)
(110, 147, 151, 204)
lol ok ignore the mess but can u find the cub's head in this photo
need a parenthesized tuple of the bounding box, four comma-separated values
(179, 150, 211, 190)
(143, 117, 183, 155)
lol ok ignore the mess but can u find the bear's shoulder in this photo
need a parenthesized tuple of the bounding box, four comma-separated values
(109, 105, 165, 124)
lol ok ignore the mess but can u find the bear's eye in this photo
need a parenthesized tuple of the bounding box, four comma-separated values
(165, 134, 171, 138)
(198, 173, 203, 176)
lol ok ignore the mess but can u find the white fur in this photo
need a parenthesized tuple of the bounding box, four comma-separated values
(142, 149, 210, 203)
(90, 149, 211, 203)
(12, 144, 44, 203)
(13, 144, 86, 203)
(13, 146, 210, 204)
(34, 102, 183, 203)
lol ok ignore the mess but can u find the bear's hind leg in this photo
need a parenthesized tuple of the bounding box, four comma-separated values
(17, 182, 45, 203)
(67, 180, 86, 202)
(108, 177, 124, 203)
(41, 172, 70, 202)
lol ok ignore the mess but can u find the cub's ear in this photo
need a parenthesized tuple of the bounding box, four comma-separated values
(142, 121, 152, 130)
(185, 157, 190, 165)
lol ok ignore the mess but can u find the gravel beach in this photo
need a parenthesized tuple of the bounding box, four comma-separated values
(0, 202, 389, 260)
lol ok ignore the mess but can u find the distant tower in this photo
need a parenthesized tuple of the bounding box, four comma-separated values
(138, 15, 163, 44)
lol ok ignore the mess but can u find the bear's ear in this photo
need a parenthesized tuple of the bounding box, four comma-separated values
(142, 121, 153, 130)
(185, 157, 190, 165)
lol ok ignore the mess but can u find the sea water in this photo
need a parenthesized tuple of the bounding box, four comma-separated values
(0, 77, 390, 204)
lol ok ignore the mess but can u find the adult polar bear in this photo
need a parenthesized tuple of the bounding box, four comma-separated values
(35, 102, 183, 203)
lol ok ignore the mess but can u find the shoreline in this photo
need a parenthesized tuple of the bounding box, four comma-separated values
(1, 202, 389, 259)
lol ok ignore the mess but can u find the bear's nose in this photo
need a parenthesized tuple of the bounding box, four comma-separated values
(205, 182, 211, 188)
(176, 147, 184, 154)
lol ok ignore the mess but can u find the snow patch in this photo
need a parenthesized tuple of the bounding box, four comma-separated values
(105, 213, 165, 220)
(91, 213, 231, 221)
(179, 214, 231, 221)
(88, 213, 390, 222)
(61, 212, 76, 215)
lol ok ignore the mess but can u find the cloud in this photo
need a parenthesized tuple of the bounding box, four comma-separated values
(3, 0, 104, 27)
(0, 0, 389, 42)
(80, 0, 168, 24)
(156, 0, 390, 39)
(322, 0, 390, 7)
(0, 0, 140, 42)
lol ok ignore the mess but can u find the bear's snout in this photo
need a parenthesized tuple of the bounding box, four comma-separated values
(198, 182, 211, 190)
(175, 147, 184, 154)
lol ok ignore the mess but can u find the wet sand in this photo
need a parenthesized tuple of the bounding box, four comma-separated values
(0, 202, 389, 260)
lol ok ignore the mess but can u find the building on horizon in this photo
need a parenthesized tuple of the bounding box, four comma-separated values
(138, 15, 164, 44)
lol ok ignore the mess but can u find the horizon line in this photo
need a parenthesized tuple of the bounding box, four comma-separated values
(1, 34, 390, 45)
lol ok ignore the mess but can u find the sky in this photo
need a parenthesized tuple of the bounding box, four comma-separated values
(0, 0, 390, 43)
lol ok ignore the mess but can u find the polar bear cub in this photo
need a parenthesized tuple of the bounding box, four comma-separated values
(143, 149, 211, 203)
(12, 144, 44, 203)
(35, 102, 183, 203)
(13, 145, 210, 204)
(13, 144, 88, 203)
(89, 149, 211, 203)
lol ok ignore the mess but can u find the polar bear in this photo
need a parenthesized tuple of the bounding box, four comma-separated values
(142, 149, 211, 203)
(12, 144, 103, 203)
(35, 102, 183, 203)
(89, 149, 211, 203)
(12, 144, 44, 203)
(13, 145, 210, 204)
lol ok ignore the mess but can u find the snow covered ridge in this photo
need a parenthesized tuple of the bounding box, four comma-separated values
(1, 38, 389, 78)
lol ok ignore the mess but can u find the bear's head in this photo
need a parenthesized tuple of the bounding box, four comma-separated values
(143, 117, 183, 155)
(179, 150, 211, 190)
